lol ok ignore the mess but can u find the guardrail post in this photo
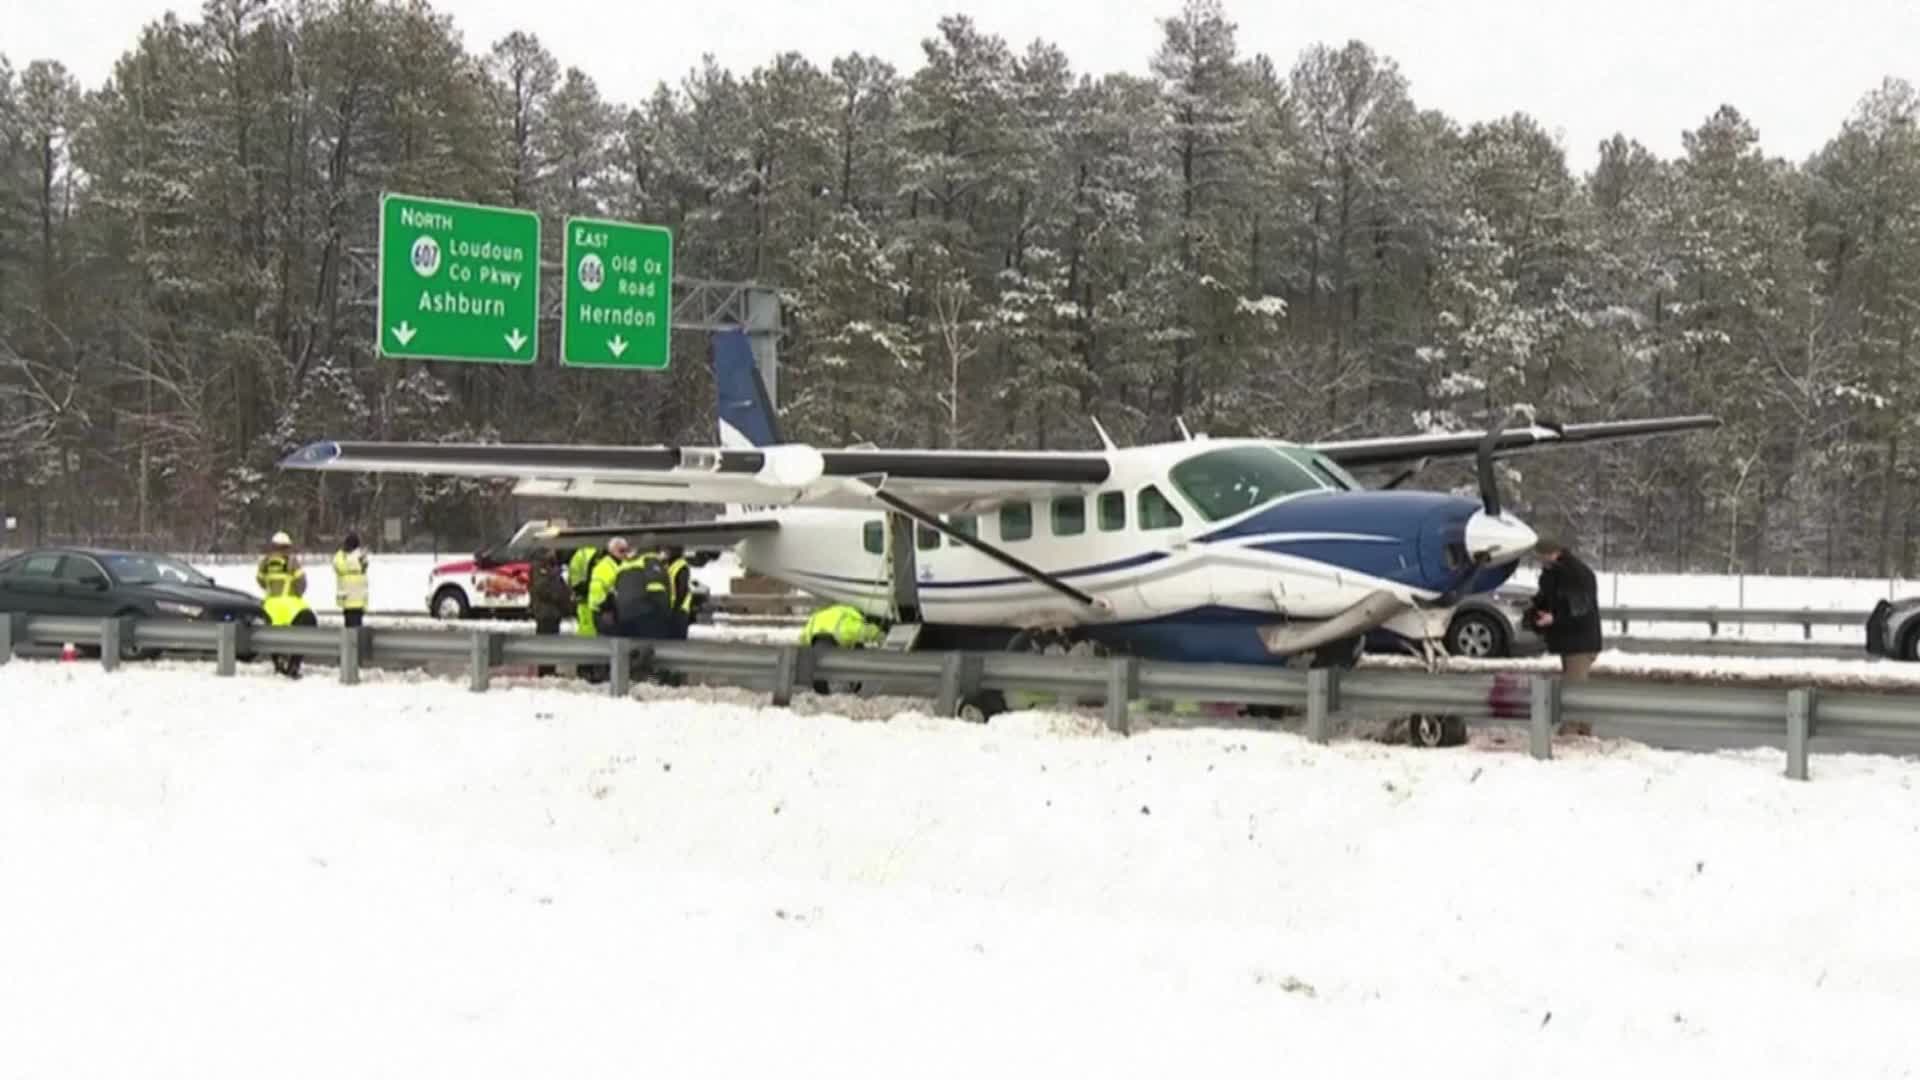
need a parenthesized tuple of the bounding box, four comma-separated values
(468, 632, 501, 692)
(100, 617, 126, 672)
(216, 622, 239, 675)
(340, 626, 365, 685)
(771, 646, 800, 707)
(936, 653, 962, 715)
(1103, 657, 1138, 736)
(1529, 676, 1560, 760)
(609, 639, 632, 697)
(1785, 688, 1813, 781)
(1306, 669, 1334, 744)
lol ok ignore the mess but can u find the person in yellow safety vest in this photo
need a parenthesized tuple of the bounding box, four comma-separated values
(609, 545, 673, 638)
(332, 532, 369, 627)
(663, 546, 693, 640)
(576, 537, 629, 683)
(588, 537, 632, 634)
(568, 543, 608, 638)
(256, 531, 316, 677)
(801, 603, 885, 649)
(257, 531, 309, 625)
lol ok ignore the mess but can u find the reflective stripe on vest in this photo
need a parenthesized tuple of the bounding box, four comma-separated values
(669, 557, 691, 613)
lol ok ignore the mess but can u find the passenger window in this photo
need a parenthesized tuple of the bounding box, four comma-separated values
(18, 554, 61, 578)
(1097, 491, 1126, 531)
(1052, 496, 1085, 536)
(862, 520, 884, 555)
(1138, 485, 1184, 530)
(947, 514, 978, 546)
(999, 502, 1032, 542)
(916, 522, 940, 550)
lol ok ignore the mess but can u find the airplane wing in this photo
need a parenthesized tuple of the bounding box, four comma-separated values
(279, 439, 1111, 514)
(1308, 415, 1720, 470)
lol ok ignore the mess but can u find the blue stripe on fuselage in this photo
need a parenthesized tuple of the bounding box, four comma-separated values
(1198, 489, 1484, 592)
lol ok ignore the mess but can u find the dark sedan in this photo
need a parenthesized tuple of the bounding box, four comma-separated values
(0, 547, 266, 635)
(1867, 598, 1920, 661)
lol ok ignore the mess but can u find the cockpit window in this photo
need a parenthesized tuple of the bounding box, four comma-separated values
(1169, 444, 1340, 523)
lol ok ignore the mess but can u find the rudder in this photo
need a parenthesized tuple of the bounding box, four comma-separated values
(713, 328, 781, 449)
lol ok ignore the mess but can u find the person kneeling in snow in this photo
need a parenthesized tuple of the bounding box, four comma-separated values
(257, 531, 317, 678)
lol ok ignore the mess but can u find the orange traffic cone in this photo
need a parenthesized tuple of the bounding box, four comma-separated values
(60, 642, 76, 662)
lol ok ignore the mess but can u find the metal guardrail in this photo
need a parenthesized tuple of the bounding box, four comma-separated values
(5, 612, 1915, 783)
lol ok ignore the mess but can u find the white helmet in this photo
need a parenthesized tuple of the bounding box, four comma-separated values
(270, 531, 292, 546)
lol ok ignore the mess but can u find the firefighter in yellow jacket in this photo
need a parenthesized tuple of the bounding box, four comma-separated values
(574, 537, 629, 683)
(568, 543, 610, 638)
(801, 603, 884, 649)
(257, 532, 309, 625)
(256, 531, 316, 677)
(663, 545, 694, 640)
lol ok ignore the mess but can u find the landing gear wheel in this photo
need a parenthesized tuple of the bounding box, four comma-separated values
(432, 586, 471, 620)
(1009, 627, 1102, 656)
(1409, 713, 1468, 748)
(808, 633, 864, 696)
(1446, 611, 1507, 659)
(1007, 629, 1107, 706)
(955, 690, 1008, 724)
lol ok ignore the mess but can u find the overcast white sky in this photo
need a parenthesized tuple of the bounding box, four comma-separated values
(14, 0, 1917, 171)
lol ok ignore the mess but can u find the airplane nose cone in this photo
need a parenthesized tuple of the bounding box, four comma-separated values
(1465, 509, 1536, 562)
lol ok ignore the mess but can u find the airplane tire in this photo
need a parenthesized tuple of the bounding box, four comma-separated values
(955, 690, 1008, 724)
(1409, 713, 1468, 748)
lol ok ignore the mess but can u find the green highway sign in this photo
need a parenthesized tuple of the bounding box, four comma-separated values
(562, 216, 673, 368)
(377, 192, 540, 363)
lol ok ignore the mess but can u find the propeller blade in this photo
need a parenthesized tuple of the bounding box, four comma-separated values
(1475, 409, 1529, 517)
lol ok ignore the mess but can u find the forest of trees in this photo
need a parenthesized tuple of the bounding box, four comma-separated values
(3, 0, 1919, 574)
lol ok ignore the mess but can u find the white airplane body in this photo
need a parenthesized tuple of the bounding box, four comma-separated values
(281, 330, 1717, 667)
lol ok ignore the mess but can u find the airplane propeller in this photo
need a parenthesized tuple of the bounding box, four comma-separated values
(1474, 408, 1529, 519)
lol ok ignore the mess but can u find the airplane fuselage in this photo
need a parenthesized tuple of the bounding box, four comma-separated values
(722, 437, 1535, 662)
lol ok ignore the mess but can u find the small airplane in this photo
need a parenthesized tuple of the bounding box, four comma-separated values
(280, 331, 1716, 670)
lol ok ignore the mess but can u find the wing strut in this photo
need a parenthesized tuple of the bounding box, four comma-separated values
(865, 486, 1108, 612)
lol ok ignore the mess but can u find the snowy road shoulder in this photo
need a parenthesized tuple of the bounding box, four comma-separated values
(4, 662, 1920, 1078)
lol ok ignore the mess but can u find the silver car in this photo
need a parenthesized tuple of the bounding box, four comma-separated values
(1443, 583, 1547, 659)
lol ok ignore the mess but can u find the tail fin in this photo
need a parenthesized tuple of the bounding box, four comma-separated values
(713, 328, 781, 449)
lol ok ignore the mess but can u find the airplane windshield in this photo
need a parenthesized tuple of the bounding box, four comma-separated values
(1169, 444, 1341, 522)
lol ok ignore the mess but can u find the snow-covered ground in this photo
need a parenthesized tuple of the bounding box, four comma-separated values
(4, 661, 1918, 1078)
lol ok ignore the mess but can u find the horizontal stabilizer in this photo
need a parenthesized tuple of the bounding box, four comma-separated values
(1258, 589, 1412, 656)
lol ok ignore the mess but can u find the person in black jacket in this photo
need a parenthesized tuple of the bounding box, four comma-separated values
(527, 547, 573, 678)
(1526, 536, 1603, 733)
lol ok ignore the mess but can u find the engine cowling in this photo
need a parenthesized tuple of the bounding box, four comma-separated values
(755, 443, 825, 488)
